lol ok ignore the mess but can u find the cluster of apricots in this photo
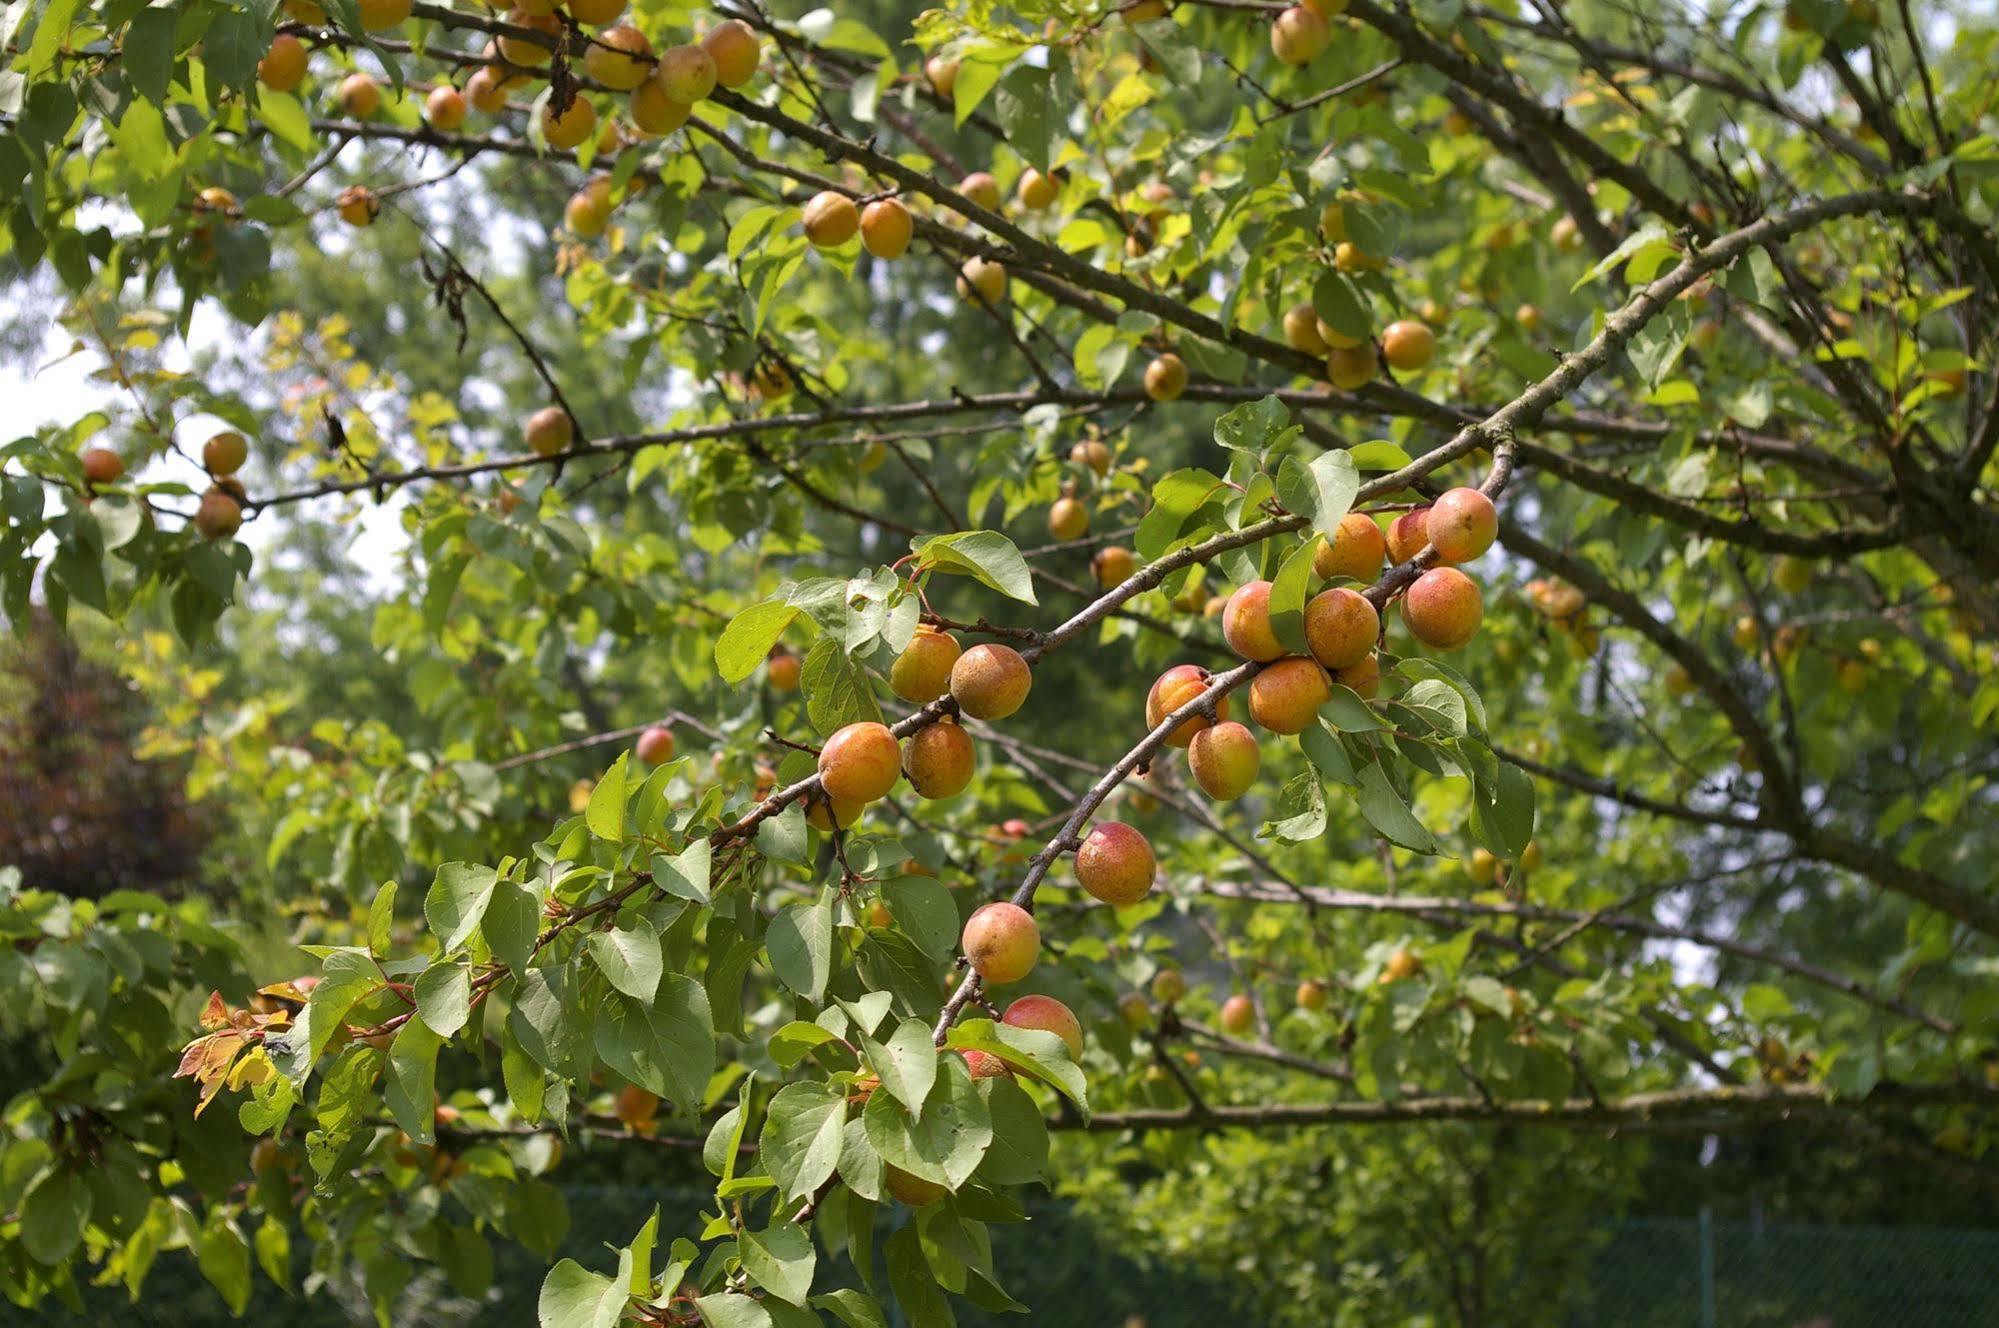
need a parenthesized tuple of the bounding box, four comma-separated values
(76, 429, 253, 541)
(254, 5, 761, 235)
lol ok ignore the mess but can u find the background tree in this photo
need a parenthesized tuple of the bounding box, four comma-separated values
(1, 0, 1996, 1323)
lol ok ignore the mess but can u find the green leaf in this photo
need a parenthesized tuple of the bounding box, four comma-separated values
(741, 1221, 817, 1306)
(593, 976, 715, 1108)
(913, 531, 1037, 605)
(485, 878, 541, 975)
(198, 1218, 252, 1316)
(815, 1288, 890, 1328)
(1259, 770, 1329, 843)
(945, 1019, 1088, 1117)
(975, 1078, 1049, 1185)
(697, 1293, 774, 1328)
(20, 1170, 88, 1266)
(768, 888, 837, 1001)
(426, 861, 500, 954)
(587, 752, 630, 842)
(538, 1258, 627, 1328)
(864, 1018, 940, 1113)
(1322, 684, 1384, 731)
(992, 66, 1052, 170)
(414, 962, 473, 1038)
(1354, 762, 1438, 853)
(1266, 536, 1319, 657)
(887, 1225, 956, 1328)
(1213, 396, 1294, 456)
(1312, 271, 1371, 341)
(803, 638, 884, 737)
(587, 919, 664, 1001)
(654, 839, 712, 903)
(717, 600, 800, 682)
(862, 1057, 992, 1187)
(1278, 450, 1361, 535)
(386, 1019, 443, 1144)
(882, 876, 957, 959)
(761, 1081, 848, 1203)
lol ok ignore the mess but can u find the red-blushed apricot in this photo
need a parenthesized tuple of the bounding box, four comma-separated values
(860, 198, 913, 259)
(467, 68, 510, 116)
(1427, 487, 1496, 564)
(1401, 567, 1484, 649)
(337, 73, 382, 118)
(1248, 656, 1331, 734)
(630, 77, 691, 135)
(1326, 341, 1379, 390)
(802, 191, 859, 247)
(425, 85, 467, 131)
(201, 431, 247, 476)
(1074, 821, 1156, 906)
(1091, 546, 1137, 588)
(1016, 168, 1059, 210)
(958, 172, 1001, 211)
(358, 0, 411, 28)
(1526, 577, 1586, 621)
(259, 35, 309, 92)
(1385, 507, 1430, 564)
(524, 405, 573, 457)
(1150, 968, 1186, 1003)
(705, 20, 761, 86)
(924, 56, 959, 97)
(657, 44, 717, 103)
(1295, 979, 1329, 1011)
(1380, 319, 1435, 372)
(890, 625, 960, 703)
(1303, 587, 1378, 669)
(805, 793, 865, 832)
(1070, 439, 1112, 475)
(542, 97, 599, 150)
(959, 1048, 1013, 1081)
(336, 185, 378, 227)
(1144, 353, 1188, 402)
(1048, 495, 1089, 539)
(818, 721, 901, 804)
(957, 256, 1007, 304)
(634, 725, 676, 766)
(1284, 303, 1330, 353)
(1188, 721, 1259, 800)
(1270, 3, 1329, 63)
(962, 901, 1039, 983)
(613, 1084, 659, 1130)
(1146, 663, 1227, 747)
(903, 719, 974, 799)
(195, 489, 243, 541)
(950, 643, 1032, 720)
(1223, 580, 1285, 662)
(766, 647, 801, 691)
(585, 25, 654, 91)
(1315, 511, 1387, 583)
(1002, 994, 1084, 1058)
(885, 1165, 948, 1206)
(81, 447, 125, 486)
(1219, 994, 1255, 1035)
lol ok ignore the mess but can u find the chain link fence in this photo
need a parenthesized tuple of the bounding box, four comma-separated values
(18, 1189, 1999, 1326)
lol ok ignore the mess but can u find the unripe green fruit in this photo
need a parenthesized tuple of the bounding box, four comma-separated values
(902, 719, 974, 799)
(885, 1165, 948, 1206)
(1426, 488, 1497, 564)
(1401, 567, 1484, 650)
(1219, 994, 1255, 1035)
(1314, 511, 1386, 583)
(1303, 586, 1379, 670)
(962, 901, 1040, 983)
(1074, 821, 1156, 906)
(1150, 968, 1186, 1003)
(1248, 656, 1330, 734)
(1002, 994, 1084, 1059)
(950, 643, 1032, 720)
(635, 725, 676, 766)
(818, 721, 901, 804)
(1118, 991, 1151, 1027)
(1772, 555, 1812, 594)
(1187, 720, 1259, 800)
(1223, 580, 1285, 662)
(890, 626, 961, 703)
(656, 44, 717, 104)
(1146, 663, 1227, 747)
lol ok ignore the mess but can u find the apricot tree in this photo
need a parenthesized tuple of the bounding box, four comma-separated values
(1, 0, 1997, 1323)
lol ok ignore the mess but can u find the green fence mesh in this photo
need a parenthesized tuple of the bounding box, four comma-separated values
(16, 1189, 1999, 1326)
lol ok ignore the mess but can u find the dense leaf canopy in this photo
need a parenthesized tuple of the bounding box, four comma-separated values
(2, 0, 1997, 1321)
